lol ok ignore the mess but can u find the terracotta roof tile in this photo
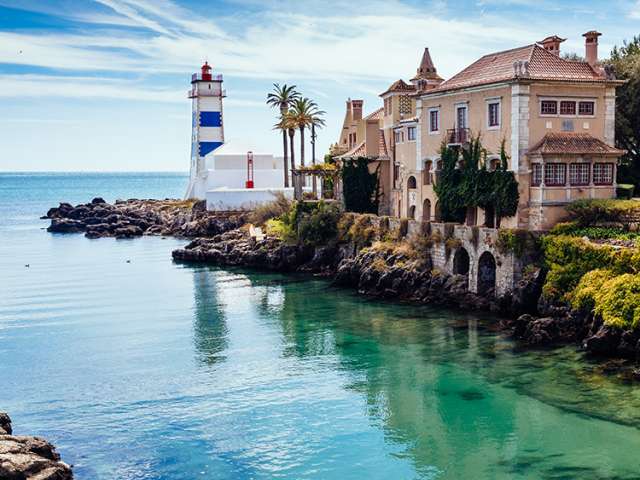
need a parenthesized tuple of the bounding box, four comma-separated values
(338, 141, 366, 159)
(528, 133, 625, 156)
(428, 44, 611, 94)
(364, 107, 383, 121)
(380, 79, 416, 96)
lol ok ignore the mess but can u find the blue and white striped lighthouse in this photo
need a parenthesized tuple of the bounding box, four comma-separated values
(185, 62, 225, 199)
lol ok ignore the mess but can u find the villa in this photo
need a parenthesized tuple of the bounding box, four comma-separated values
(332, 31, 625, 230)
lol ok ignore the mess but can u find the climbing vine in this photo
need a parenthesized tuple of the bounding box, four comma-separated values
(341, 157, 381, 214)
(433, 137, 519, 227)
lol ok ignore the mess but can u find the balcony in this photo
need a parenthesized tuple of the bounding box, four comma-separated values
(191, 73, 224, 82)
(446, 128, 470, 146)
(187, 88, 227, 98)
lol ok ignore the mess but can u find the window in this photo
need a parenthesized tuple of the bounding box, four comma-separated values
(569, 163, 590, 186)
(429, 109, 439, 133)
(541, 100, 557, 115)
(544, 163, 566, 186)
(593, 163, 614, 185)
(407, 126, 416, 141)
(394, 131, 402, 143)
(423, 160, 432, 185)
(579, 101, 595, 116)
(560, 101, 576, 115)
(393, 164, 400, 188)
(532, 164, 542, 186)
(487, 101, 500, 128)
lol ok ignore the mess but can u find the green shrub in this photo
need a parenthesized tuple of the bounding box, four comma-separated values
(571, 269, 615, 311)
(495, 228, 537, 256)
(296, 201, 341, 247)
(541, 234, 640, 300)
(565, 199, 640, 226)
(265, 218, 295, 243)
(248, 192, 292, 226)
(594, 274, 640, 329)
(617, 184, 635, 200)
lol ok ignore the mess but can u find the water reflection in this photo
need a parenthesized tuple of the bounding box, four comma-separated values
(188, 267, 640, 479)
(191, 268, 229, 366)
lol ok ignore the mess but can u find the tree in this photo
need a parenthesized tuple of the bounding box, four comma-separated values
(609, 36, 640, 187)
(290, 97, 317, 168)
(267, 84, 300, 187)
(341, 157, 380, 214)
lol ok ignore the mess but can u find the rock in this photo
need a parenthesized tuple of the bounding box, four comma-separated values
(47, 219, 86, 233)
(0, 413, 11, 435)
(45, 199, 245, 239)
(584, 325, 622, 356)
(0, 413, 73, 479)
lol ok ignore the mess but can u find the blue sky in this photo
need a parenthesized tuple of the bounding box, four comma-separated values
(0, 0, 639, 172)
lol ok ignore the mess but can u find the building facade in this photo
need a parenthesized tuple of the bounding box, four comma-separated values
(333, 32, 625, 230)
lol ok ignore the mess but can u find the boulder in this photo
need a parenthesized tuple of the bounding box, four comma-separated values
(583, 325, 622, 356)
(47, 219, 85, 234)
(0, 413, 11, 435)
(0, 413, 72, 479)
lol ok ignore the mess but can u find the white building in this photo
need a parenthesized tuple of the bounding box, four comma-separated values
(185, 62, 292, 210)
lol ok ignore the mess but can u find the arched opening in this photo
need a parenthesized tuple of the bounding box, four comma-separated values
(408, 205, 416, 219)
(422, 199, 431, 222)
(434, 201, 442, 222)
(489, 157, 500, 171)
(453, 247, 470, 276)
(423, 161, 432, 185)
(477, 251, 497, 296)
(407, 176, 417, 189)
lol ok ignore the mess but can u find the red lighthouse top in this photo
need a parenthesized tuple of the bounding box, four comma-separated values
(201, 62, 212, 81)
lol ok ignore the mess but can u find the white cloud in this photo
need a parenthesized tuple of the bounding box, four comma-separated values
(630, 0, 640, 18)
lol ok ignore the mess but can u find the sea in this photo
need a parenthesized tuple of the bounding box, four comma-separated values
(2, 172, 640, 479)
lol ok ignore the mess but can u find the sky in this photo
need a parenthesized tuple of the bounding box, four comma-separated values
(0, 0, 639, 172)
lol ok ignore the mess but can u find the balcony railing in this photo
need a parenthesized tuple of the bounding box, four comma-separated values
(187, 88, 226, 98)
(446, 128, 470, 145)
(191, 73, 224, 82)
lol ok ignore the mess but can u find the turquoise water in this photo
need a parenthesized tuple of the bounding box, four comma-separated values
(2, 173, 640, 479)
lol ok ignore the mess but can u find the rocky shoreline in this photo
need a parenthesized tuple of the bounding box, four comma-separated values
(45, 198, 245, 239)
(44, 199, 640, 366)
(0, 412, 73, 479)
(172, 226, 640, 365)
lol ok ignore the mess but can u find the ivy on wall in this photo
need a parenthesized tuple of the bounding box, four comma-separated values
(341, 157, 381, 214)
(433, 137, 519, 227)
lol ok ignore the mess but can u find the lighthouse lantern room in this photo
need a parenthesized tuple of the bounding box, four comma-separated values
(185, 62, 226, 199)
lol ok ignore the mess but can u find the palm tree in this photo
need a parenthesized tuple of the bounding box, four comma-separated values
(267, 84, 299, 187)
(290, 97, 317, 168)
(309, 108, 326, 195)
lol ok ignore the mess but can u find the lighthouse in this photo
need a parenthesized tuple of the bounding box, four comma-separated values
(185, 62, 225, 199)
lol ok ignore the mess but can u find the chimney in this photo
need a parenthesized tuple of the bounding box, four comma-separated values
(352, 100, 363, 121)
(538, 35, 566, 56)
(583, 30, 602, 67)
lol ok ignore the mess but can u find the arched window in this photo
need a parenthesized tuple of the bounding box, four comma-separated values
(434, 201, 442, 222)
(422, 199, 431, 222)
(408, 205, 416, 219)
(423, 160, 432, 185)
(407, 176, 417, 189)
